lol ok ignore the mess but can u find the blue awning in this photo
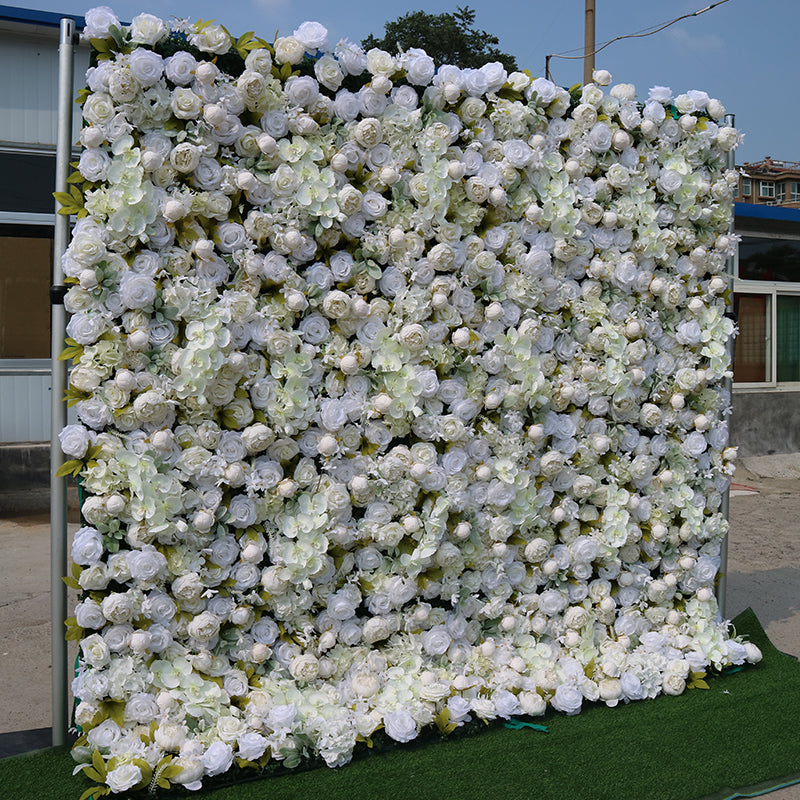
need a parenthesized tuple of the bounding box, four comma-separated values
(0, 5, 85, 29)
(735, 202, 800, 222)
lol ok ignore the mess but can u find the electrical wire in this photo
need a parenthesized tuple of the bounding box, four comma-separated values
(545, 0, 731, 65)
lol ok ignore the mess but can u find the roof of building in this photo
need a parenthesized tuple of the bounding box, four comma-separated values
(740, 158, 800, 178)
(0, 5, 85, 29)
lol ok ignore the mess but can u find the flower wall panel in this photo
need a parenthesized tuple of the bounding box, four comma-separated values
(61, 7, 760, 796)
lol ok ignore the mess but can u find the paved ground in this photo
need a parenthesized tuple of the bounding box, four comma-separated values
(0, 456, 798, 797)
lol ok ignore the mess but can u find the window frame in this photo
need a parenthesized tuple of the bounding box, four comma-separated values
(734, 229, 800, 390)
(0, 214, 56, 368)
(759, 180, 776, 198)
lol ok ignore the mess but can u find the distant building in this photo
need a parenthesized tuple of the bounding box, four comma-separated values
(730, 201, 800, 455)
(0, 6, 87, 442)
(734, 157, 800, 208)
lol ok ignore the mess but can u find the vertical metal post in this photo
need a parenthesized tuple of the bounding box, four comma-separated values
(51, 16, 77, 747)
(584, 0, 596, 85)
(718, 112, 736, 621)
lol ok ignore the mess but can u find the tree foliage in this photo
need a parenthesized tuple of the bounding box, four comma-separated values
(362, 6, 518, 72)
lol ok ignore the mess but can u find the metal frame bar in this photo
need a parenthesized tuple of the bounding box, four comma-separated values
(50, 16, 76, 747)
(717, 113, 736, 620)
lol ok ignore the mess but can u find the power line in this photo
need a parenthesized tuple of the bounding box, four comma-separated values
(545, 0, 731, 80)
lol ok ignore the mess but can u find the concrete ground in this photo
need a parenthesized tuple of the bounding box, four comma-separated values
(0, 456, 799, 797)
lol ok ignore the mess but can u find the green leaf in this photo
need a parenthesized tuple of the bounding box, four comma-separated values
(132, 758, 153, 789)
(79, 784, 104, 800)
(56, 459, 83, 478)
(434, 707, 457, 735)
(52, 191, 76, 206)
(62, 575, 81, 590)
(102, 700, 125, 726)
(159, 764, 184, 780)
(58, 343, 84, 362)
(89, 37, 111, 52)
(91, 749, 107, 779)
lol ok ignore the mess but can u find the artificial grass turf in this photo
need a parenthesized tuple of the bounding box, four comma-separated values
(2, 608, 799, 800)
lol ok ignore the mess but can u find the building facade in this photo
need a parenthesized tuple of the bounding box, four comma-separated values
(734, 157, 800, 209)
(730, 201, 800, 454)
(0, 6, 87, 441)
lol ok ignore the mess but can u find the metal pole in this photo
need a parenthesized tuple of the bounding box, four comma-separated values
(718, 112, 736, 621)
(51, 16, 77, 747)
(584, 0, 596, 85)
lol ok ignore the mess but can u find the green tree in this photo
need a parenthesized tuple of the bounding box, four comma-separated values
(362, 6, 518, 72)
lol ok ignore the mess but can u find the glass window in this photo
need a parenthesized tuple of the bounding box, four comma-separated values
(738, 236, 800, 282)
(0, 227, 53, 358)
(777, 295, 800, 381)
(791, 182, 800, 202)
(759, 180, 776, 198)
(741, 178, 751, 196)
(0, 152, 57, 214)
(733, 293, 768, 382)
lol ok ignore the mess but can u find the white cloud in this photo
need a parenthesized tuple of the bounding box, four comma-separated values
(666, 25, 723, 51)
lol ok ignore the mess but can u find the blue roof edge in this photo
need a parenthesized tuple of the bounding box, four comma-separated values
(0, 4, 85, 29)
(736, 201, 800, 222)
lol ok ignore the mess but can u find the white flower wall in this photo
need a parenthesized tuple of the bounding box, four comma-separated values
(60, 7, 760, 795)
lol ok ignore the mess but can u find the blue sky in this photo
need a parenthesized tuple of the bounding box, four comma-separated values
(21, 0, 798, 164)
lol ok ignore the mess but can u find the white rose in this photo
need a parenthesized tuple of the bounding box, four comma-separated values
(83, 6, 119, 39)
(67, 313, 107, 345)
(285, 75, 320, 108)
(120, 272, 156, 309)
(101, 592, 133, 623)
(106, 763, 142, 794)
(165, 51, 197, 85)
(188, 611, 221, 642)
(350, 672, 380, 697)
(403, 48, 435, 86)
(362, 616, 392, 643)
(237, 732, 268, 761)
(293, 21, 329, 52)
(202, 741, 233, 777)
(78, 148, 110, 182)
(127, 547, 167, 583)
(80, 633, 110, 669)
(72, 526, 103, 565)
(129, 13, 166, 46)
(59, 424, 91, 458)
(354, 117, 382, 149)
(537, 589, 568, 616)
(133, 389, 173, 425)
(421, 626, 452, 656)
(192, 24, 231, 55)
(274, 36, 305, 65)
(170, 142, 200, 173)
(289, 653, 320, 682)
(128, 48, 163, 87)
(75, 598, 106, 629)
(83, 93, 116, 127)
(383, 709, 417, 743)
(551, 684, 583, 715)
(171, 87, 203, 119)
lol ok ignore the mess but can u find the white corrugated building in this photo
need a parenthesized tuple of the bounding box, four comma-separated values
(0, 5, 88, 442)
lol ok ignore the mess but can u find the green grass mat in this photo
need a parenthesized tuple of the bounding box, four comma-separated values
(3, 608, 799, 800)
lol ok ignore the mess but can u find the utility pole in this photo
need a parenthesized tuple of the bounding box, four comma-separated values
(584, 0, 596, 85)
